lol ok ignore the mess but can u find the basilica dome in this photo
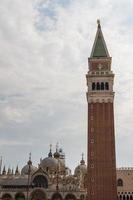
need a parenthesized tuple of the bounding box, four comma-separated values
(40, 157, 58, 171)
(74, 156, 87, 176)
(21, 164, 37, 175)
(74, 164, 87, 175)
(40, 146, 66, 173)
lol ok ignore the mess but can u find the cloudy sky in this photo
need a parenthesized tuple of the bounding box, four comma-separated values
(0, 0, 133, 172)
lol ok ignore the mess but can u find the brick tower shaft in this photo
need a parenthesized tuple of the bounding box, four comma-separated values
(86, 21, 117, 200)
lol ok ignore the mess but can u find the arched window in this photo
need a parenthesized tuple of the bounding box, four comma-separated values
(30, 189, 46, 200)
(105, 82, 109, 90)
(117, 179, 123, 187)
(120, 195, 122, 200)
(96, 82, 100, 90)
(32, 175, 48, 188)
(123, 195, 126, 200)
(15, 193, 25, 200)
(80, 195, 85, 200)
(52, 193, 62, 200)
(92, 82, 96, 90)
(65, 194, 76, 200)
(2, 194, 12, 200)
(130, 196, 133, 200)
(101, 82, 104, 90)
(127, 195, 129, 200)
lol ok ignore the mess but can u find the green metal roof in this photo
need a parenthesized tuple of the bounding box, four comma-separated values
(90, 21, 109, 58)
(92, 35, 108, 57)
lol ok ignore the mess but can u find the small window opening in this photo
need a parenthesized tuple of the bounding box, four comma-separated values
(96, 82, 100, 90)
(101, 82, 104, 90)
(105, 82, 109, 90)
(92, 82, 95, 90)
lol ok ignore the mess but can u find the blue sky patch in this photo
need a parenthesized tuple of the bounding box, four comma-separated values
(35, 0, 72, 31)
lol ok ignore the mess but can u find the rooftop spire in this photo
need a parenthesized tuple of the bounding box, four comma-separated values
(97, 19, 101, 28)
(80, 153, 85, 165)
(7, 167, 11, 175)
(15, 165, 20, 175)
(29, 152, 31, 161)
(27, 152, 32, 166)
(54, 142, 60, 159)
(90, 20, 109, 58)
(48, 144, 52, 157)
(2, 165, 6, 175)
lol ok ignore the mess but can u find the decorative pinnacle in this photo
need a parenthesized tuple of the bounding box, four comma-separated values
(48, 144, 53, 157)
(3, 165, 6, 172)
(29, 152, 31, 161)
(15, 165, 19, 175)
(82, 153, 84, 160)
(28, 152, 32, 165)
(80, 153, 85, 165)
(97, 19, 101, 28)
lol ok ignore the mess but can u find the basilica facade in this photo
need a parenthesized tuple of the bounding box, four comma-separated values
(0, 147, 87, 200)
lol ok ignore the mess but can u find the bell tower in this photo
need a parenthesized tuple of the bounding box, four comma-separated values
(86, 20, 117, 200)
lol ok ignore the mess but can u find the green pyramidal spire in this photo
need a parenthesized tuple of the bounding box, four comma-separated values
(90, 20, 109, 58)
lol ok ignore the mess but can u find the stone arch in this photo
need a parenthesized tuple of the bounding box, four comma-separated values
(101, 82, 104, 90)
(30, 189, 46, 200)
(105, 82, 109, 90)
(51, 193, 63, 200)
(32, 175, 48, 188)
(2, 194, 12, 200)
(92, 82, 96, 90)
(117, 178, 123, 187)
(80, 194, 85, 200)
(127, 195, 129, 200)
(15, 193, 25, 200)
(96, 82, 100, 90)
(130, 196, 133, 200)
(120, 195, 122, 200)
(123, 195, 126, 200)
(65, 194, 76, 200)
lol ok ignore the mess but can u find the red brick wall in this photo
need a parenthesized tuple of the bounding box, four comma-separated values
(87, 102, 117, 200)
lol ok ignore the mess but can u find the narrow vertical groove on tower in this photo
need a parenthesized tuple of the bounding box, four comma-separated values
(86, 21, 117, 200)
